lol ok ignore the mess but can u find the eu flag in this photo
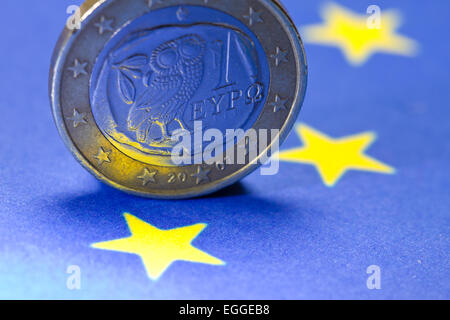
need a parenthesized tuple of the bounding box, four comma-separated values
(0, 0, 448, 299)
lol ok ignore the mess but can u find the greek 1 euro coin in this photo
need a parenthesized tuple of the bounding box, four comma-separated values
(49, 0, 307, 199)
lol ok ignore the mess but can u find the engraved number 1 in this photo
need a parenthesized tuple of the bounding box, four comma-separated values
(213, 32, 233, 89)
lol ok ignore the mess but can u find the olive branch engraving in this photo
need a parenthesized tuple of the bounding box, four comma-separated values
(113, 54, 148, 104)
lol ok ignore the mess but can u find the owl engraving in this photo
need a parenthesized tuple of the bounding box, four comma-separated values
(127, 34, 206, 144)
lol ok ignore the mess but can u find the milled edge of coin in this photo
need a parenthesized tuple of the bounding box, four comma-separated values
(49, 0, 308, 199)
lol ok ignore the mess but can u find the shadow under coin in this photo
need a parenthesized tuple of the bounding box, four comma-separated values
(201, 182, 250, 199)
(36, 180, 296, 228)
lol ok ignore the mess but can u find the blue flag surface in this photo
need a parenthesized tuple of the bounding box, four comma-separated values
(0, 0, 448, 299)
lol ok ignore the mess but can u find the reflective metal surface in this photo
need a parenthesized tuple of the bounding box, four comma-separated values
(50, 0, 308, 198)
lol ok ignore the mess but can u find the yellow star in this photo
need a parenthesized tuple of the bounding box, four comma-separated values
(277, 124, 395, 186)
(302, 3, 418, 65)
(91, 213, 224, 280)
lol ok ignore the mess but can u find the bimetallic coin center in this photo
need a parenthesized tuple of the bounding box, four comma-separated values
(90, 6, 270, 165)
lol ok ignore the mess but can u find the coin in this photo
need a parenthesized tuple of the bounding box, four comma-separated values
(49, 0, 307, 199)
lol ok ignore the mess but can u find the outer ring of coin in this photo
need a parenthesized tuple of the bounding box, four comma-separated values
(49, 0, 308, 199)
